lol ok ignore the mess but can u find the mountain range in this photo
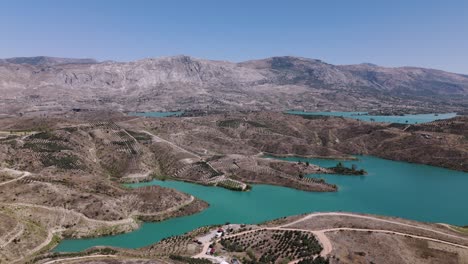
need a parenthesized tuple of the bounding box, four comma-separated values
(1, 55, 467, 115)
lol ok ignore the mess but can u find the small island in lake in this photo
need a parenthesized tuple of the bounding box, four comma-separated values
(329, 162, 367, 175)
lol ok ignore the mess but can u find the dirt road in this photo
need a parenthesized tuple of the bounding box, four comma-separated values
(193, 212, 468, 263)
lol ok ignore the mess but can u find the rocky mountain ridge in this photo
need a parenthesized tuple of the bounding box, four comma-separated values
(1, 55, 467, 114)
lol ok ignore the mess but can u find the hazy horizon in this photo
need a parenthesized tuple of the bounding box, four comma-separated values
(3, 54, 468, 74)
(1, 0, 467, 74)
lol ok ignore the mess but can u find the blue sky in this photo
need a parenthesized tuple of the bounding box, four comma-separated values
(1, 0, 467, 73)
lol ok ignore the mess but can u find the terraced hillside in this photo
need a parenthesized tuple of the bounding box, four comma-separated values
(122, 112, 468, 172)
(220, 229, 323, 263)
(0, 120, 208, 263)
(0, 111, 467, 262)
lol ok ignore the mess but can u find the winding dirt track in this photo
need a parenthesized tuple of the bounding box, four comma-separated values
(193, 212, 468, 263)
(282, 212, 468, 242)
(141, 129, 223, 174)
(1, 202, 135, 225)
(0, 164, 198, 264)
(41, 254, 118, 264)
(2, 193, 197, 263)
(14, 212, 468, 263)
(0, 223, 24, 248)
(141, 130, 201, 160)
(1, 192, 195, 227)
(0, 168, 31, 186)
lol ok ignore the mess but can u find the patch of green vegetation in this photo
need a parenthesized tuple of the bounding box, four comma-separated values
(218, 185, 244, 191)
(217, 119, 267, 128)
(0, 133, 18, 139)
(297, 256, 330, 264)
(23, 142, 69, 152)
(224, 230, 322, 264)
(112, 140, 130, 146)
(452, 225, 468, 234)
(41, 154, 80, 169)
(62, 127, 78, 133)
(289, 113, 330, 120)
(246, 121, 267, 128)
(29, 131, 60, 140)
(0, 139, 18, 148)
(388, 123, 409, 129)
(329, 162, 366, 175)
(152, 173, 171, 181)
(217, 179, 245, 191)
(35, 234, 60, 256)
(220, 238, 244, 251)
(127, 130, 152, 141)
(117, 131, 129, 138)
(194, 161, 223, 177)
(22, 223, 60, 263)
(169, 255, 212, 264)
(217, 119, 241, 128)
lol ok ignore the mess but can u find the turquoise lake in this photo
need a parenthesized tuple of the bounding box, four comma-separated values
(54, 155, 468, 252)
(285, 111, 457, 124)
(128, 111, 183, 118)
(128, 111, 457, 124)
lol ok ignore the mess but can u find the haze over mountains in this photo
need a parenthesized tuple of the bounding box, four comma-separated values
(1, 55, 467, 115)
(0, 56, 98, 66)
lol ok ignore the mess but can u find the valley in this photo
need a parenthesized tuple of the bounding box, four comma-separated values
(3, 1, 468, 263)
(0, 110, 467, 263)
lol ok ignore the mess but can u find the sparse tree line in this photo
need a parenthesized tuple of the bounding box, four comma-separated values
(220, 230, 323, 264)
(328, 162, 366, 175)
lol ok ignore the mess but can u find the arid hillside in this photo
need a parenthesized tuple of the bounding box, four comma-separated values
(32, 212, 468, 264)
(0, 111, 467, 263)
(0, 117, 209, 263)
(121, 112, 468, 172)
(1, 56, 467, 115)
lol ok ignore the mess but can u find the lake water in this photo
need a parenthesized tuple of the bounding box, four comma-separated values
(54, 155, 468, 252)
(128, 111, 183, 118)
(285, 111, 457, 124)
(128, 111, 457, 124)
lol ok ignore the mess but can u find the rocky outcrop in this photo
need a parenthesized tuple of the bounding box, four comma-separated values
(0, 55, 467, 114)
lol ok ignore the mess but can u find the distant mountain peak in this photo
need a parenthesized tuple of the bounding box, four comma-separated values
(0, 54, 466, 115)
(359, 63, 379, 67)
(258, 56, 324, 63)
(2, 56, 98, 66)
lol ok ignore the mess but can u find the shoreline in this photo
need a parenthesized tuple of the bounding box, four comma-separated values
(261, 152, 358, 161)
(40, 211, 468, 263)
